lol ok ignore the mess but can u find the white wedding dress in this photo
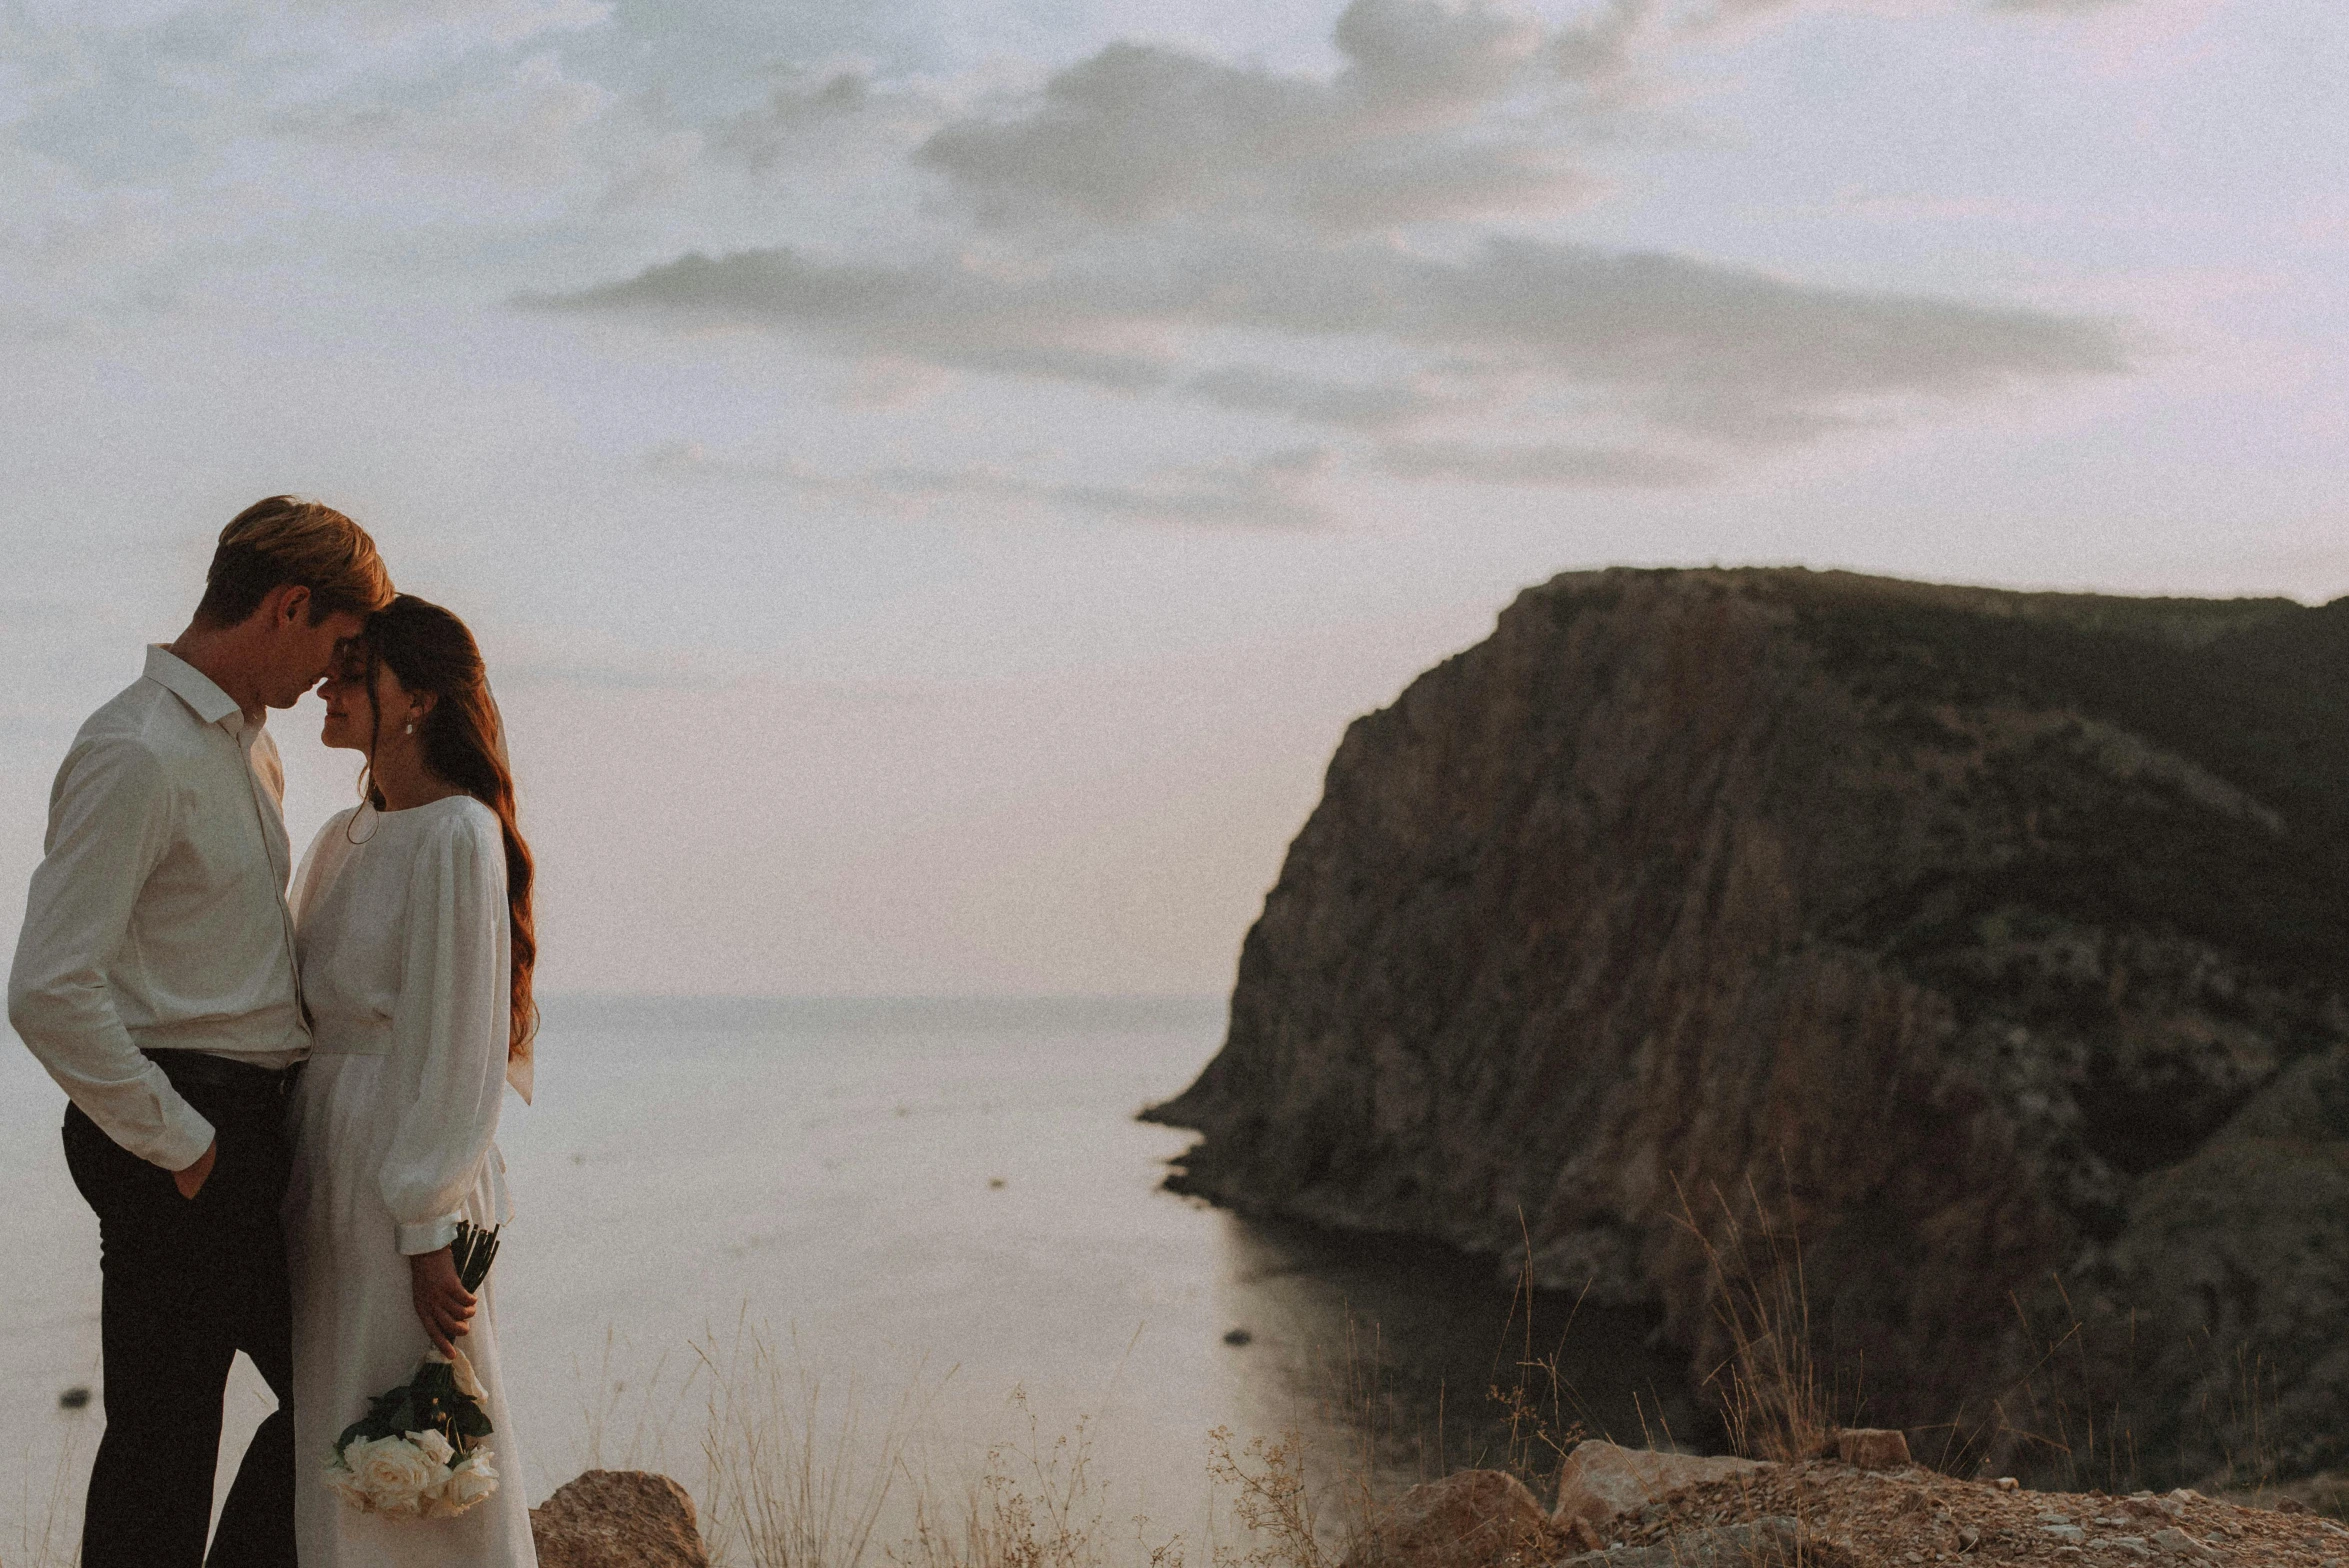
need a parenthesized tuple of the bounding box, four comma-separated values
(286, 797, 537, 1567)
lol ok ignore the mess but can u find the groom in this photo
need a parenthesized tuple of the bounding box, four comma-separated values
(8, 498, 393, 1568)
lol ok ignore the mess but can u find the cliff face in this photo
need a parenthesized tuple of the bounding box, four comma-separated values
(1149, 568, 2349, 1482)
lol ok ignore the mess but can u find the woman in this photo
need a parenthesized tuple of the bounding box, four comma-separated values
(286, 594, 539, 1566)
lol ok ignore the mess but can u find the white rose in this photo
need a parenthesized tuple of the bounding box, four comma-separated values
(347, 1435, 444, 1516)
(323, 1453, 374, 1513)
(408, 1429, 455, 1468)
(434, 1449, 501, 1515)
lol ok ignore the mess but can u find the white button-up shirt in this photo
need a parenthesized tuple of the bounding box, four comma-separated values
(8, 645, 311, 1170)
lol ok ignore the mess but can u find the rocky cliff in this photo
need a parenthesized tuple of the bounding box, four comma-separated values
(1148, 568, 2349, 1485)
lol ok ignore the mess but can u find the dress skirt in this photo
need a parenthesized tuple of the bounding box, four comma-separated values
(285, 1047, 534, 1567)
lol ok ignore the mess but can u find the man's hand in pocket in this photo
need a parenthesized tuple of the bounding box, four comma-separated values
(173, 1139, 217, 1200)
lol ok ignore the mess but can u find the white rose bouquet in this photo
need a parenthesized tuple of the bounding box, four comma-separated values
(323, 1222, 503, 1517)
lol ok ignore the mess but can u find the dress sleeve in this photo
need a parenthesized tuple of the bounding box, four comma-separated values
(290, 808, 355, 925)
(380, 807, 512, 1256)
(6, 734, 215, 1170)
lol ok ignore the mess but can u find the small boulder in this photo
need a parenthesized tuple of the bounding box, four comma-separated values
(531, 1470, 710, 1568)
(1551, 1441, 1769, 1535)
(1344, 1469, 1561, 1568)
(1832, 1428, 1912, 1472)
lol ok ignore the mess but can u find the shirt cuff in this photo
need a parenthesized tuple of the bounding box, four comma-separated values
(397, 1215, 463, 1256)
(145, 1103, 218, 1175)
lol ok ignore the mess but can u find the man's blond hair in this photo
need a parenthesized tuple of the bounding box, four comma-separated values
(195, 496, 394, 627)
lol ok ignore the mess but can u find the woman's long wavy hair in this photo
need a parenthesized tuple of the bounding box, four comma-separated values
(357, 594, 538, 1068)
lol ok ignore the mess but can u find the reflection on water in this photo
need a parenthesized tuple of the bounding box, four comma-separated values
(0, 996, 1708, 1545)
(1212, 1218, 1704, 1490)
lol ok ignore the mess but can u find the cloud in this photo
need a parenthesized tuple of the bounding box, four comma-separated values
(273, 50, 616, 196)
(524, 0, 2139, 505)
(706, 65, 948, 177)
(536, 228, 2130, 446)
(912, 0, 1591, 234)
(1380, 439, 1709, 485)
(1185, 366, 1443, 429)
(645, 440, 1337, 529)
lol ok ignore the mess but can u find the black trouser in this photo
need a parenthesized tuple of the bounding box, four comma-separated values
(62, 1052, 298, 1568)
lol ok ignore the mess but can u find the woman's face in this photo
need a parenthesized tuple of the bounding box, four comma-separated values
(317, 648, 418, 754)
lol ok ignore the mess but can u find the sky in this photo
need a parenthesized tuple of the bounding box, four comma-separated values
(1, 0, 2343, 998)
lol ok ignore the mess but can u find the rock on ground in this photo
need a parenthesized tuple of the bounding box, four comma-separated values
(1551, 1442, 1770, 1537)
(530, 1470, 710, 1568)
(1835, 1429, 1914, 1472)
(1343, 1468, 1563, 1568)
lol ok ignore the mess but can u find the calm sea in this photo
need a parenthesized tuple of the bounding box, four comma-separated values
(0, 997, 1697, 1553)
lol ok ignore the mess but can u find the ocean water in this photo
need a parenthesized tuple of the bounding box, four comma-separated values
(0, 996, 1697, 1556)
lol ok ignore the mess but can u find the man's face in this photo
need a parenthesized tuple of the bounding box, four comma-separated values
(260, 594, 367, 710)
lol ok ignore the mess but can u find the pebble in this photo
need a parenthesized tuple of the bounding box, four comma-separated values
(2041, 1524, 2086, 1544)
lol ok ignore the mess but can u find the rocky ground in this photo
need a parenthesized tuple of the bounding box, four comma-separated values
(1349, 1441, 2349, 1568)
(1601, 1462, 2349, 1568)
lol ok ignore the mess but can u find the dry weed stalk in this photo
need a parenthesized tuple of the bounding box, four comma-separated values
(2206, 1340, 2280, 1497)
(693, 1316, 920, 1568)
(1675, 1176, 1839, 1464)
(1952, 1278, 2141, 1493)
(7, 1427, 83, 1568)
(1485, 1224, 1589, 1499)
(577, 1324, 693, 1476)
(889, 1388, 1180, 1568)
(1207, 1429, 1328, 1568)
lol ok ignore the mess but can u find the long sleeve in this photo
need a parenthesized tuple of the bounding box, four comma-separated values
(379, 809, 512, 1256)
(6, 735, 214, 1170)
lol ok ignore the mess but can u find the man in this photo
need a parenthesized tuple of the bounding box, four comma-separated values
(8, 498, 394, 1568)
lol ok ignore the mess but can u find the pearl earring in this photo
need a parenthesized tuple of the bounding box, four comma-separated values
(403, 721, 414, 735)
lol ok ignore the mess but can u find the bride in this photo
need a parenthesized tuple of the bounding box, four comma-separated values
(287, 594, 539, 1566)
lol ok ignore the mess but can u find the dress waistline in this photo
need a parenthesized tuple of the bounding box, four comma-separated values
(309, 1017, 394, 1057)
(130, 1003, 308, 1057)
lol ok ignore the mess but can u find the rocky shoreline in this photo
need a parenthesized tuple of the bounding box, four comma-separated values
(1150, 567, 2349, 1487)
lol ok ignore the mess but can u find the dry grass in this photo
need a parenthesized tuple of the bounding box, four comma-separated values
(575, 1324, 694, 1476)
(1674, 1178, 1843, 1466)
(1669, 1175, 2295, 1507)
(890, 1390, 1187, 1568)
(1951, 1277, 2145, 1493)
(653, 1311, 1423, 1568)
(692, 1318, 926, 1568)
(1207, 1431, 1330, 1568)
(3, 1431, 82, 1568)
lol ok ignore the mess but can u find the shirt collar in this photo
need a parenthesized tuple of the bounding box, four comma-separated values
(144, 644, 248, 731)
